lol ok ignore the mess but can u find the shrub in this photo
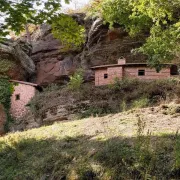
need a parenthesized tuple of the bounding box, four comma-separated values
(132, 97, 149, 109)
(68, 69, 84, 91)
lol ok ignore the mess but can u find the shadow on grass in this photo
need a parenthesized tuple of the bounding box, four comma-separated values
(1, 134, 180, 179)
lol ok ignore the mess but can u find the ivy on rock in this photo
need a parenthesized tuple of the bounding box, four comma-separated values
(0, 78, 14, 131)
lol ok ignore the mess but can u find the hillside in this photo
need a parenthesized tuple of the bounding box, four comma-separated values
(1, 104, 180, 179)
(9, 78, 180, 132)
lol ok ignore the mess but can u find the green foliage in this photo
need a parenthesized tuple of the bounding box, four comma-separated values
(0, 58, 15, 74)
(174, 133, 180, 170)
(68, 69, 84, 91)
(136, 24, 180, 69)
(52, 14, 85, 49)
(89, 0, 180, 67)
(0, 0, 70, 37)
(132, 97, 149, 109)
(0, 78, 14, 131)
(0, 78, 13, 110)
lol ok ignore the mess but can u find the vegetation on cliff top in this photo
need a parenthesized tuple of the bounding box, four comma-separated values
(52, 14, 86, 49)
(88, 0, 180, 68)
(1, 0, 179, 69)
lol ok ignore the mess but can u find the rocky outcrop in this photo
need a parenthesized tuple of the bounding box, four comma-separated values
(31, 24, 78, 85)
(31, 14, 146, 85)
(0, 39, 35, 80)
(9, 99, 90, 131)
(0, 104, 6, 135)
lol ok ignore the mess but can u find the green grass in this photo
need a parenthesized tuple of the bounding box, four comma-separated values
(1, 113, 180, 180)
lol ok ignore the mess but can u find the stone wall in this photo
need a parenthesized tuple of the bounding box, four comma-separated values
(95, 66, 171, 86)
(95, 67, 123, 86)
(0, 104, 6, 135)
(124, 67, 171, 80)
(10, 84, 36, 119)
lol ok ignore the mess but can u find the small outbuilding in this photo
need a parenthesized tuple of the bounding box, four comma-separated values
(10, 80, 42, 119)
(91, 57, 178, 86)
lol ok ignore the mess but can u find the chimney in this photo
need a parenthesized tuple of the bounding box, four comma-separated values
(118, 57, 126, 65)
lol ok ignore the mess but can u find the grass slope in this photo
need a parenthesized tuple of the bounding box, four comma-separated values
(1, 104, 180, 180)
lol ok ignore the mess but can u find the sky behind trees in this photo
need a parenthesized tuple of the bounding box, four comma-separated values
(62, 0, 90, 10)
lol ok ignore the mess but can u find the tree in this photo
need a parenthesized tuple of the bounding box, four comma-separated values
(51, 14, 85, 49)
(0, 0, 70, 76)
(89, 0, 180, 67)
(0, 0, 70, 42)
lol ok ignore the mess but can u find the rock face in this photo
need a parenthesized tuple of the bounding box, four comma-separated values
(31, 24, 79, 85)
(9, 98, 90, 131)
(31, 14, 146, 85)
(0, 52, 25, 80)
(0, 104, 6, 135)
(0, 40, 35, 80)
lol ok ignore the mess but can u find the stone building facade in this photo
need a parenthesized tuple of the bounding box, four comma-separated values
(92, 58, 178, 86)
(10, 80, 41, 119)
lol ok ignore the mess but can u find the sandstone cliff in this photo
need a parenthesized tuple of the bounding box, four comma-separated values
(30, 14, 146, 85)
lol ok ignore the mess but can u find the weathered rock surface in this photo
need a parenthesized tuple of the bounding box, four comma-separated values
(9, 99, 90, 131)
(10, 111, 40, 132)
(31, 14, 146, 85)
(0, 39, 35, 80)
(0, 104, 6, 135)
(31, 24, 78, 85)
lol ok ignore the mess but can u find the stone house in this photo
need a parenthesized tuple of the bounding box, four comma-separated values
(91, 58, 178, 86)
(10, 80, 42, 119)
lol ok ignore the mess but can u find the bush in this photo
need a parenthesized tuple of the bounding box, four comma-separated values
(132, 97, 149, 109)
(68, 69, 84, 91)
